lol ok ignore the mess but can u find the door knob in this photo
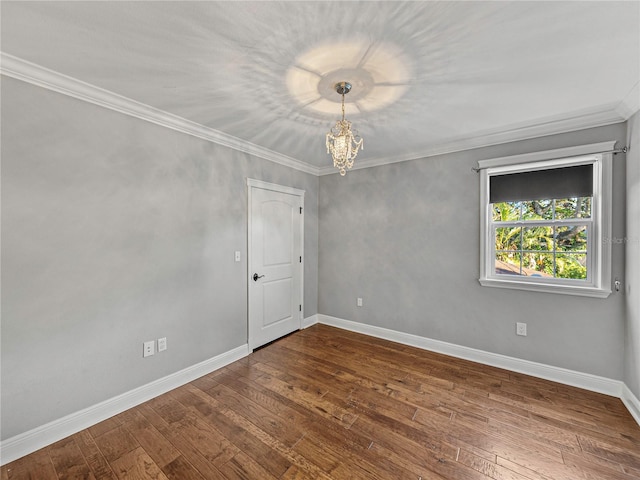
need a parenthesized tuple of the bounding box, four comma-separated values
(253, 273, 265, 281)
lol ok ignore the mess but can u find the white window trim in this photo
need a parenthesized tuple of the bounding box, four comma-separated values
(478, 141, 614, 298)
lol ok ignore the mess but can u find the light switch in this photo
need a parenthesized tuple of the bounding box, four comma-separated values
(235, 251, 241, 262)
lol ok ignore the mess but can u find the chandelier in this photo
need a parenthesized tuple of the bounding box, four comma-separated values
(326, 82, 363, 176)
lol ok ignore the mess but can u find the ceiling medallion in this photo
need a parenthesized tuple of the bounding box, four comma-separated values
(326, 82, 363, 176)
(286, 40, 412, 116)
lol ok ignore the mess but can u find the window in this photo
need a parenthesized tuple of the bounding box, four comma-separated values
(478, 142, 614, 297)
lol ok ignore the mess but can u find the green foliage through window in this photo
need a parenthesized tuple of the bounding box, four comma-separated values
(493, 198, 590, 280)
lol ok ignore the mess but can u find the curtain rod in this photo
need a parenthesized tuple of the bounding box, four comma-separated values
(471, 146, 629, 173)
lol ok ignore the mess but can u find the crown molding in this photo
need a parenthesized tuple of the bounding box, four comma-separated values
(319, 104, 629, 175)
(0, 52, 320, 176)
(1, 52, 632, 179)
(615, 81, 640, 120)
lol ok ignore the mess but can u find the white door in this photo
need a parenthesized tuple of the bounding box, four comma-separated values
(248, 179, 304, 350)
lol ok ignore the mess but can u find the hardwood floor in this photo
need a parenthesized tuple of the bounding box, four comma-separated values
(3, 324, 640, 479)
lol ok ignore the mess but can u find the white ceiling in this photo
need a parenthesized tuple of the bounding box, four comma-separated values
(1, 1, 639, 174)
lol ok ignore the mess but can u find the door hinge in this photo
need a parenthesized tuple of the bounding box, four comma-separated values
(299, 305, 302, 312)
(300, 207, 303, 214)
(300, 256, 302, 263)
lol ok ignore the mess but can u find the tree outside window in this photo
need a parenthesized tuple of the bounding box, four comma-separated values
(492, 197, 591, 280)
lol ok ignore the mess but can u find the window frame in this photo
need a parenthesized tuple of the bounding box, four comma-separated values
(478, 141, 614, 298)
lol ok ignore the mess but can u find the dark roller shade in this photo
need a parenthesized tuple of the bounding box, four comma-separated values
(490, 164, 593, 203)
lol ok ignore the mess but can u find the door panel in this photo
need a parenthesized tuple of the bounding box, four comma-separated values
(263, 278, 293, 326)
(248, 181, 303, 349)
(263, 201, 292, 265)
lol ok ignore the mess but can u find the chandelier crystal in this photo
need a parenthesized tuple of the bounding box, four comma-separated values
(326, 82, 363, 176)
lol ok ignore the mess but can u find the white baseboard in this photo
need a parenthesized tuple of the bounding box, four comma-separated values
(0, 344, 250, 466)
(302, 314, 319, 330)
(4, 319, 639, 465)
(621, 383, 640, 426)
(318, 314, 632, 403)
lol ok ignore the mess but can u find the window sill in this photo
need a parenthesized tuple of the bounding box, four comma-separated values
(479, 277, 612, 298)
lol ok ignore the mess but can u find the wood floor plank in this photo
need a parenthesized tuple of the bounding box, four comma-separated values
(120, 408, 181, 469)
(92, 425, 140, 464)
(3, 448, 58, 480)
(444, 416, 576, 479)
(289, 434, 350, 477)
(47, 436, 96, 480)
(530, 408, 640, 453)
(562, 450, 638, 480)
(194, 387, 338, 480)
(87, 416, 123, 439)
(109, 446, 168, 480)
(216, 451, 278, 480)
(252, 371, 359, 429)
(4, 324, 640, 479)
(279, 464, 319, 480)
(160, 456, 206, 480)
(494, 456, 554, 480)
(578, 434, 640, 470)
(161, 404, 239, 468)
(71, 430, 118, 480)
(206, 383, 306, 448)
(214, 370, 310, 426)
(365, 441, 451, 480)
(172, 386, 293, 478)
(147, 420, 229, 479)
(296, 423, 414, 480)
(456, 449, 534, 480)
(486, 415, 581, 453)
(350, 412, 487, 479)
(623, 464, 640, 477)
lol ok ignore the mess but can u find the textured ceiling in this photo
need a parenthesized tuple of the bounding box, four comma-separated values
(1, 1, 639, 173)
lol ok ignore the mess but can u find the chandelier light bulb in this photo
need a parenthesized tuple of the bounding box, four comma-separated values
(326, 82, 363, 176)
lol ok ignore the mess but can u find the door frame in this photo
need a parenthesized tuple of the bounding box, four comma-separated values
(247, 178, 305, 349)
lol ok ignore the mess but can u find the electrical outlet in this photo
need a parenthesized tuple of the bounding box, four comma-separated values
(143, 340, 155, 357)
(516, 322, 527, 336)
(357, 297, 363, 307)
(158, 337, 167, 352)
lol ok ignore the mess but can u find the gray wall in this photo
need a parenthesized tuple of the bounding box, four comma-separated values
(1, 72, 633, 443)
(0, 77, 318, 440)
(625, 111, 639, 398)
(319, 123, 627, 380)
